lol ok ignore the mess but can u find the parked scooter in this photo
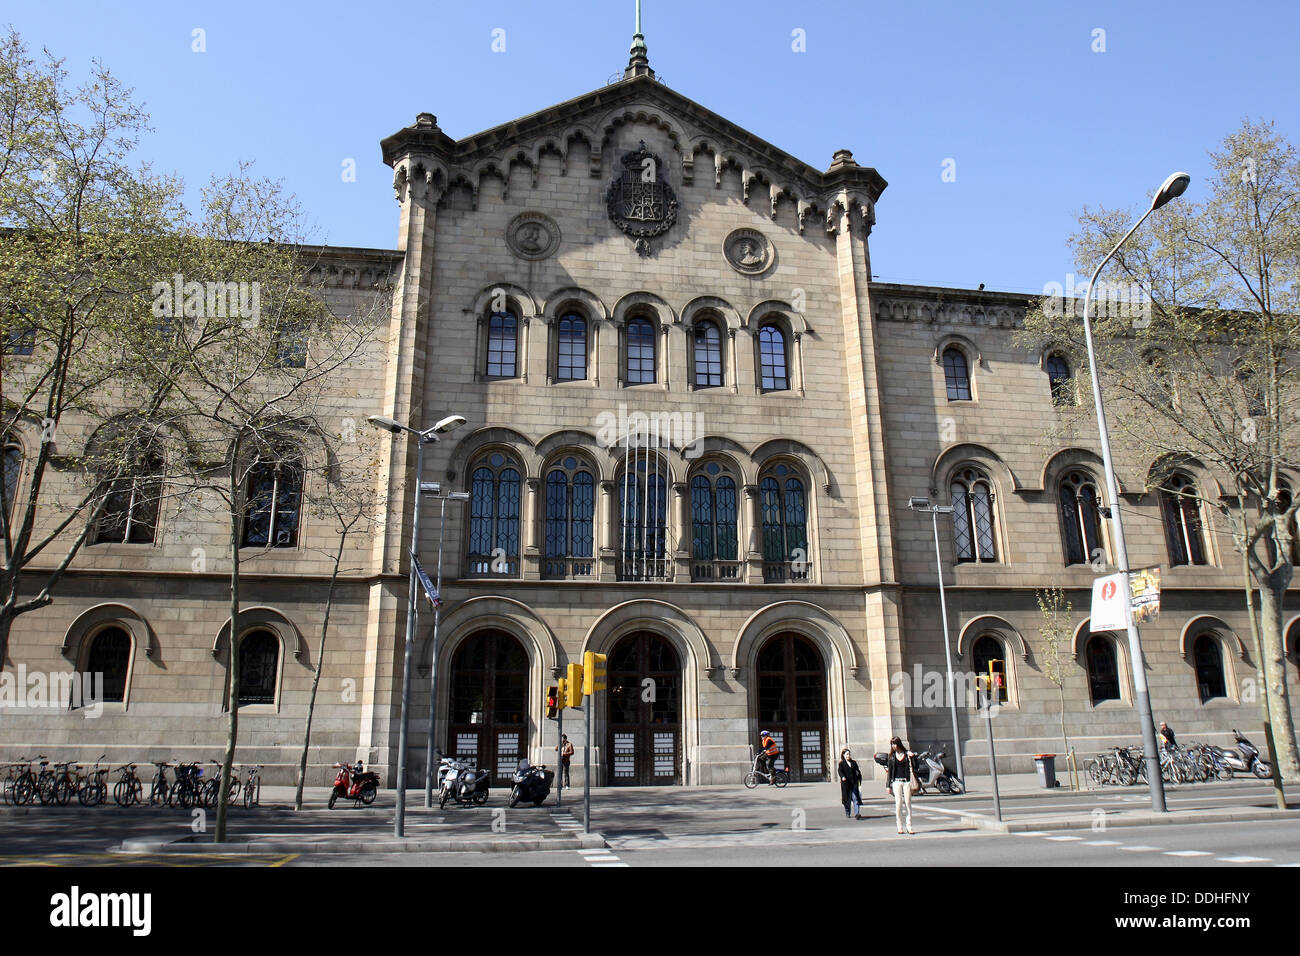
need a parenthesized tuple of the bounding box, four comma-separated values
(329, 760, 380, 808)
(435, 751, 490, 808)
(508, 758, 555, 808)
(1212, 730, 1271, 779)
(914, 748, 964, 794)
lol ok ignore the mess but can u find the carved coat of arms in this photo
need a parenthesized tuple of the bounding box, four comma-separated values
(606, 141, 678, 256)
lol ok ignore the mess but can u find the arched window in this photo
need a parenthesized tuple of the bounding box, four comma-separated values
(689, 462, 739, 580)
(486, 311, 518, 378)
(617, 457, 668, 581)
(1046, 353, 1073, 406)
(1086, 633, 1122, 705)
(972, 635, 1008, 703)
(943, 347, 971, 401)
(95, 451, 163, 544)
(86, 626, 131, 703)
(760, 463, 809, 582)
(950, 467, 996, 563)
(2, 443, 21, 520)
(242, 457, 302, 548)
(557, 313, 586, 382)
(237, 629, 279, 706)
(468, 453, 521, 576)
(1193, 634, 1227, 702)
(1060, 471, 1105, 566)
(694, 320, 723, 388)
(626, 317, 656, 384)
(758, 325, 789, 391)
(543, 456, 595, 578)
(274, 320, 308, 368)
(1161, 473, 1207, 566)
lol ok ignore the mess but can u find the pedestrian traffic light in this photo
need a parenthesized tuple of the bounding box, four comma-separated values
(565, 662, 584, 708)
(583, 651, 607, 694)
(546, 684, 559, 720)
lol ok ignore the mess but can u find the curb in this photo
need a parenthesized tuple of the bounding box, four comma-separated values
(954, 807, 1295, 833)
(117, 833, 607, 855)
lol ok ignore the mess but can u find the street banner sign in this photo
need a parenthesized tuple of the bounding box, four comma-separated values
(1091, 572, 1127, 631)
(1129, 566, 1161, 624)
(411, 553, 440, 609)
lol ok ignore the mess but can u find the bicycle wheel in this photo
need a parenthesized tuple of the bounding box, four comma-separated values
(55, 778, 74, 806)
(773, 770, 790, 788)
(113, 780, 131, 807)
(1085, 759, 1104, 787)
(203, 779, 219, 808)
(243, 782, 255, 809)
(743, 772, 759, 789)
(150, 777, 168, 807)
(14, 778, 34, 806)
(37, 776, 57, 805)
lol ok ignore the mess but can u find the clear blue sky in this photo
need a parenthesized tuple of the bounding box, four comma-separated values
(9, 0, 1297, 295)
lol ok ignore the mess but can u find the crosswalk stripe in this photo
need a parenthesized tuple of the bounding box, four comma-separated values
(1218, 856, 1270, 863)
(1014, 832, 1048, 837)
(1045, 836, 1083, 842)
(1119, 846, 1161, 852)
(1164, 850, 1212, 857)
(1082, 840, 1120, 846)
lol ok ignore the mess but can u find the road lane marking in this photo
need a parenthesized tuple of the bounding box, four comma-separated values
(1218, 855, 1270, 863)
(1045, 835, 1083, 841)
(1119, 845, 1162, 852)
(1164, 850, 1212, 857)
(1082, 840, 1120, 846)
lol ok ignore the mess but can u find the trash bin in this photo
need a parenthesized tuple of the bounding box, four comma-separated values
(1033, 753, 1057, 789)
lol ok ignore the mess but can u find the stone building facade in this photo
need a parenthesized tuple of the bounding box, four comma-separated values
(3, 36, 1299, 786)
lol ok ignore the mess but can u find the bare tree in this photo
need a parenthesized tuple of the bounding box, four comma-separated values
(1036, 587, 1074, 772)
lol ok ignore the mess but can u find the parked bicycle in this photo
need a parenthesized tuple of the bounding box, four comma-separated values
(113, 763, 143, 807)
(148, 761, 170, 806)
(79, 755, 109, 807)
(240, 765, 262, 808)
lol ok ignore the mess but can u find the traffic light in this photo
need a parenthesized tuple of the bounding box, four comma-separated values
(546, 684, 559, 720)
(583, 651, 607, 695)
(564, 662, 584, 708)
(556, 678, 568, 713)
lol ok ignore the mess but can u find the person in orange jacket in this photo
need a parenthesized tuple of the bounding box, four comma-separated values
(758, 730, 780, 783)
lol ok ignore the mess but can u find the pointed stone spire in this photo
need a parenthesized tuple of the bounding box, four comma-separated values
(624, 0, 655, 79)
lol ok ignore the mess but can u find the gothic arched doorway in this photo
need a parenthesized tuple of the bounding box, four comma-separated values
(448, 630, 529, 785)
(756, 633, 828, 782)
(606, 631, 682, 785)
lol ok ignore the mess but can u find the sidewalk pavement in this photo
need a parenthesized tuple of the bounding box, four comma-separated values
(105, 774, 1294, 855)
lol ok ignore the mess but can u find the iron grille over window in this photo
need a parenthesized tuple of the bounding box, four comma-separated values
(237, 630, 279, 706)
(543, 458, 595, 578)
(760, 464, 808, 582)
(242, 459, 302, 548)
(690, 464, 739, 580)
(467, 454, 520, 575)
(950, 467, 996, 563)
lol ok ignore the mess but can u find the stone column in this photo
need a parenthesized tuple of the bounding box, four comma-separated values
(523, 476, 541, 579)
(743, 483, 763, 583)
(672, 480, 690, 581)
(598, 479, 616, 581)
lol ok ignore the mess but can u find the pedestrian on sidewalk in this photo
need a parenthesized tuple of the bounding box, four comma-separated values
(838, 748, 863, 819)
(885, 736, 918, 835)
(558, 735, 574, 787)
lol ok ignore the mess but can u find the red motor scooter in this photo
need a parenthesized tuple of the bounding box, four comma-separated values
(329, 761, 380, 809)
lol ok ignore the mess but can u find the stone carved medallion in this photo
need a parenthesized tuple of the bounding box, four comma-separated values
(724, 228, 774, 275)
(606, 141, 678, 256)
(506, 212, 561, 261)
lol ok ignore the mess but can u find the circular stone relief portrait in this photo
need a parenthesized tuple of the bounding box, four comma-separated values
(723, 228, 774, 275)
(506, 212, 561, 261)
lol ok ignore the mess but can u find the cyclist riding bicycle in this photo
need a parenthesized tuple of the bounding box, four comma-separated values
(758, 731, 780, 783)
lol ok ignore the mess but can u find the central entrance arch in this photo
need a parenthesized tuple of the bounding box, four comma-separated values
(606, 631, 682, 785)
(756, 632, 828, 782)
(448, 630, 529, 784)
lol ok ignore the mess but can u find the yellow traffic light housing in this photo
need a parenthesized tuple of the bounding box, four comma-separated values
(583, 651, 607, 695)
(565, 662, 584, 708)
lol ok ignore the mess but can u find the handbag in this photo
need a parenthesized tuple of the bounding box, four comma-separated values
(909, 758, 920, 795)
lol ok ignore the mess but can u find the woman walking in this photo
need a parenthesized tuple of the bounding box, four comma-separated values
(838, 748, 863, 819)
(885, 736, 918, 835)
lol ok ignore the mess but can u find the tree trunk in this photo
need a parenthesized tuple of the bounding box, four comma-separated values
(295, 533, 346, 811)
(215, 465, 242, 843)
(1239, 516, 1288, 809)
(1256, 579, 1300, 782)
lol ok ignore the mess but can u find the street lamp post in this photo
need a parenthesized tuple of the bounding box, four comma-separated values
(424, 489, 471, 808)
(908, 496, 964, 786)
(1079, 171, 1190, 814)
(368, 413, 467, 837)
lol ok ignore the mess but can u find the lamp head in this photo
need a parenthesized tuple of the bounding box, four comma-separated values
(1151, 171, 1191, 210)
(431, 414, 467, 435)
(367, 415, 404, 435)
(909, 496, 931, 511)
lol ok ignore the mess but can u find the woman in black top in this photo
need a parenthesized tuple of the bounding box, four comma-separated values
(838, 748, 863, 819)
(885, 736, 918, 834)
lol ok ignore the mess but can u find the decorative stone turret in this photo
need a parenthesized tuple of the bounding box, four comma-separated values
(623, 0, 655, 79)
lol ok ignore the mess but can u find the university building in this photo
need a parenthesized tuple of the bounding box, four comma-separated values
(3, 28, 1299, 787)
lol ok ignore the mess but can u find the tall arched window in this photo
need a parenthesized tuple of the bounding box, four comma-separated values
(468, 453, 521, 576)
(1161, 473, 1207, 566)
(950, 467, 996, 563)
(943, 347, 971, 401)
(617, 458, 668, 581)
(1086, 634, 1122, 704)
(242, 457, 302, 548)
(689, 462, 739, 580)
(1060, 471, 1105, 566)
(237, 629, 279, 706)
(486, 311, 518, 378)
(2, 443, 21, 521)
(95, 451, 163, 544)
(972, 635, 1008, 703)
(1145, 351, 1174, 407)
(626, 317, 656, 384)
(758, 325, 789, 391)
(86, 626, 131, 703)
(694, 320, 723, 388)
(557, 313, 586, 382)
(760, 463, 808, 582)
(1046, 353, 1073, 405)
(543, 456, 595, 578)
(1193, 634, 1227, 702)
